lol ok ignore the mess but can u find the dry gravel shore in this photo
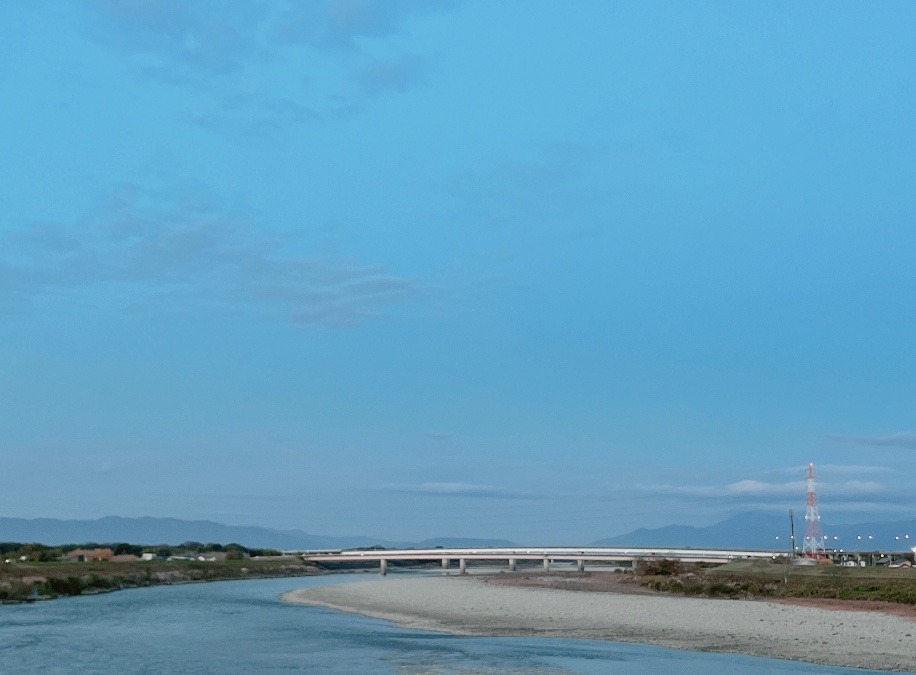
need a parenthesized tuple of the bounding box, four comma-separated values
(283, 575, 916, 672)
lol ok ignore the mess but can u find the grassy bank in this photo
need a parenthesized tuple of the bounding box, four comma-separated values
(0, 557, 320, 602)
(637, 559, 916, 605)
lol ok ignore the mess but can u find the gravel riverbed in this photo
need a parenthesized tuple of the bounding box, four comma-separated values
(283, 575, 916, 671)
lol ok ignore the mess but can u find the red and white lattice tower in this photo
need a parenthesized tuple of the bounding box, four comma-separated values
(801, 462, 826, 558)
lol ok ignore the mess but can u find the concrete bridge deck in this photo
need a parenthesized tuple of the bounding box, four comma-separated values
(297, 546, 782, 575)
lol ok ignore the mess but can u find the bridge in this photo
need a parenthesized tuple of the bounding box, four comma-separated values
(298, 546, 782, 575)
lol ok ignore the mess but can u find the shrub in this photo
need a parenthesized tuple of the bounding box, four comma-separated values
(45, 576, 84, 596)
(637, 558, 682, 576)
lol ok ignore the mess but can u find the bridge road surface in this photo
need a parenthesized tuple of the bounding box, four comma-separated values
(295, 546, 783, 575)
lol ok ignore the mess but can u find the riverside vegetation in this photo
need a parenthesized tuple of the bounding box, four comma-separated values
(636, 558, 916, 605)
(0, 542, 319, 602)
(5, 541, 916, 608)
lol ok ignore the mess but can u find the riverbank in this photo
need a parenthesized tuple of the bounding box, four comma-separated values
(283, 575, 916, 672)
(1, 557, 320, 602)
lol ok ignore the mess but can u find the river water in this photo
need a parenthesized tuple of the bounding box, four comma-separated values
(0, 575, 900, 673)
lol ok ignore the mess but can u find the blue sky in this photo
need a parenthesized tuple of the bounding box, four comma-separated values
(2, 1, 915, 543)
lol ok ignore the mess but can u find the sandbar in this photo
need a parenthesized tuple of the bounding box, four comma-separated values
(283, 575, 916, 671)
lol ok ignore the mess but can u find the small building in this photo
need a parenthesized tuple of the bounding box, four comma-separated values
(65, 548, 114, 562)
(197, 552, 228, 561)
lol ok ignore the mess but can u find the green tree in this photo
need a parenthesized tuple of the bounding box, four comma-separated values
(225, 544, 247, 560)
(17, 543, 59, 562)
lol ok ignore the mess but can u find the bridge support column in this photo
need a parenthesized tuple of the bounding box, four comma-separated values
(508, 558, 516, 572)
(459, 558, 467, 575)
(380, 559, 387, 576)
(543, 557, 549, 572)
(441, 558, 449, 574)
(577, 559, 585, 572)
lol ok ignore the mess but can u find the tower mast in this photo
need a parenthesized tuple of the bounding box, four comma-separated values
(801, 462, 826, 558)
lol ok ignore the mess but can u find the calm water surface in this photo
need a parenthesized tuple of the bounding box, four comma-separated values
(0, 575, 902, 673)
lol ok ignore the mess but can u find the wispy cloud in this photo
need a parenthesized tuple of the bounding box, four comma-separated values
(85, 0, 456, 126)
(0, 184, 414, 328)
(274, 0, 458, 50)
(830, 432, 916, 450)
(724, 479, 806, 496)
(87, 0, 263, 78)
(378, 482, 534, 500)
(638, 478, 884, 500)
(273, 0, 453, 106)
(354, 54, 429, 97)
(783, 464, 893, 476)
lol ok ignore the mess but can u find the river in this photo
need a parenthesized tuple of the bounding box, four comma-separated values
(0, 574, 899, 673)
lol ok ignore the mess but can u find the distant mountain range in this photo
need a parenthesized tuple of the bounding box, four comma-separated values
(593, 513, 789, 549)
(414, 537, 515, 549)
(0, 517, 517, 550)
(593, 512, 916, 551)
(0, 517, 405, 550)
(3, 513, 913, 551)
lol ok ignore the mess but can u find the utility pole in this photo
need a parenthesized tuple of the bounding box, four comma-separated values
(785, 509, 795, 583)
(789, 508, 796, 557)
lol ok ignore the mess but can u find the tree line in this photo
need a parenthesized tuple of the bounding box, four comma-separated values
(1, 542, 284, 561)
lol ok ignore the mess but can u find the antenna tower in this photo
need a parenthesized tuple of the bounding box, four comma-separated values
(801, 462, 826, 558)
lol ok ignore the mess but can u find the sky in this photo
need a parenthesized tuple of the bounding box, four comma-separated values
(1, 1, 915, 543)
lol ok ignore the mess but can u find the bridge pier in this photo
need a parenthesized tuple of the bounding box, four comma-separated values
(508, 557, 516, 572)
(380, 559, 387, 576)
(577, 559, 585, 572)
(459, 558, 467, 575)
(543, 557, 549, 572)
(441, 558, 450, 574)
